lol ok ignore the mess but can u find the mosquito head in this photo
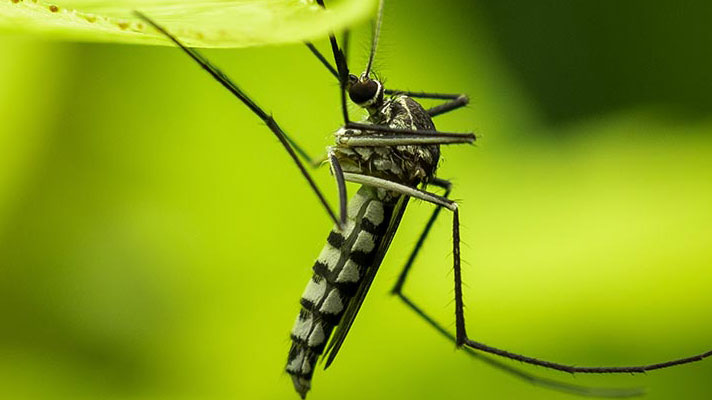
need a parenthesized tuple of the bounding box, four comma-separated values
(347, 73, 384, 109)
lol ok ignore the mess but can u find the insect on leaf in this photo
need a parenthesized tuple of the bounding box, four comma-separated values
(0, 0, 377, 47)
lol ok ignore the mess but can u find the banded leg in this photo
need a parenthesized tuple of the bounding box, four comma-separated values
(390, 179, 643, 397)
(135, 12, 342, 228)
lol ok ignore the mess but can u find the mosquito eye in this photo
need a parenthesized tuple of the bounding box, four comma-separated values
(349, 80, 380, 105)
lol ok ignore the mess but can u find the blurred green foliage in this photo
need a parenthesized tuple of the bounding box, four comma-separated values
(477, 0, 712, 123)
(0, 0, 376, 48)
(0, 1, 711, 399)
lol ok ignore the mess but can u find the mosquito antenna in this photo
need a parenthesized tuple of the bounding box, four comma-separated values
(364, 0, 385, 77)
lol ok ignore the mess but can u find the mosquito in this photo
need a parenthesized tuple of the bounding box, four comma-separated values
(135, 0, 711, 398)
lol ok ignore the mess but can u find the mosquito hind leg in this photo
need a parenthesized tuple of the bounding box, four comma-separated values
(342, 172, 693, 396)
(395, 294, 644, 397)
(436, 196, 712, 373)
(454, 275, 712, 373)
(358, 164, 712, 374)
(344, 165, 712, 377)
(384, 177, 645, 397)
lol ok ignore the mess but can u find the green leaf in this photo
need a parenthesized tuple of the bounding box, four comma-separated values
(0, 0, 376, 47)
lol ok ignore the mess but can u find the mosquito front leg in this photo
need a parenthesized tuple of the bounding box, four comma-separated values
(135, 12, 343, 229)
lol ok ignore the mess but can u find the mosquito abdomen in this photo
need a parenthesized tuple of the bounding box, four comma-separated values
(286, 186, 393, 398)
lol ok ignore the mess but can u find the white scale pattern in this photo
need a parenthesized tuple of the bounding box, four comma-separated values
(319, 289, 344, 315)
(364, 200, 385, 226)
(308, 323, 325, 347)
(291, 313, 313, 341)
(336, 260, 360, 283)
(301, 277, 326, 305)
(287, 350, 304, 372)
(351, 230, 376, 253)
(348, 191, 369, 216)
(316, 244, 341, 272)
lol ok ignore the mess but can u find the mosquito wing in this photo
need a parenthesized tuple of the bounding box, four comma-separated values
(323, 195, 410, 369)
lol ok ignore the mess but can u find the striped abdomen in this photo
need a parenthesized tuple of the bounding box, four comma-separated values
(286, 187, 393, 398)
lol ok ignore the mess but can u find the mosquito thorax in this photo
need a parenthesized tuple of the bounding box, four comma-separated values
(348, 74, 384, 111)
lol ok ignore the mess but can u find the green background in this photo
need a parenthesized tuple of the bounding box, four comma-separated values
(1, 0, 711, 399)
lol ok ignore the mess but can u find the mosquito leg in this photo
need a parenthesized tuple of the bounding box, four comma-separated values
(426, 95, 469, 117)
(397, 295, 644, 398)
(346, 172, 711, 381)
(135, 12, 342, 228)
(342, 173, 456, 210)
(385, 178, 645, 397)
(327, 151, 348, 227)
(305, 42, 339, 80)
(445, 213, 712, 374)
(457, 288, 712, 372)
(384, 90, 469, 117)
(344, 122, 476, 142)
(283, 136, 329, 169)
(336, 132, 474, 147)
